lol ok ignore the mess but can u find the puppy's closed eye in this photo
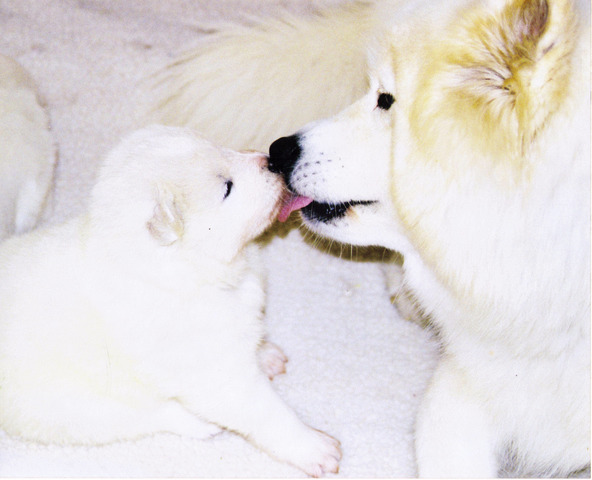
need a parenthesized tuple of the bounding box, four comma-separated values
(223, 180, 233, 200)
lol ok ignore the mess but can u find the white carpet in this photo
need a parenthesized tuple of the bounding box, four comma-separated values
(0, 1, 438, 476)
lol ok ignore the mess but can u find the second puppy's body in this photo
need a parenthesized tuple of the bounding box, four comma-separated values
(0, 126, 340, 477)
(0, 54, 55, 239)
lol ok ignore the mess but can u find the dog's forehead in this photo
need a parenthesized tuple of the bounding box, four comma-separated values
(369, 55, 396, 94)
(379, 4, 464, 99)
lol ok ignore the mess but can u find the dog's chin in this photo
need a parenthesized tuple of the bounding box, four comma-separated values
(298, 199, 391, 246)
(296, 198, 412, 252)
(300, 212, 372, 248)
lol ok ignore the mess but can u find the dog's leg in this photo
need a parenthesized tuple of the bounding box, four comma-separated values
(415, 357, 498, 478)
(182, 371, 340, 476)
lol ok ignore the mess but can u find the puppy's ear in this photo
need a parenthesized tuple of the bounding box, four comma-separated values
(147, 183, 185, 246)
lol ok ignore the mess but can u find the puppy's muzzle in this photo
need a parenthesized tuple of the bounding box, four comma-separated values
(268, 134, 301, 182)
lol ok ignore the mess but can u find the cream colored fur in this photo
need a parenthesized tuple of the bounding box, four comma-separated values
(151, 2, 389, 152)
(0, 125, 341, 477)
(0, 54, 55, 239)
(154, 0, 590, 476)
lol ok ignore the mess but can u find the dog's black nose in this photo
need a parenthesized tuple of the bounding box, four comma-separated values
(268, 134, 301, 178)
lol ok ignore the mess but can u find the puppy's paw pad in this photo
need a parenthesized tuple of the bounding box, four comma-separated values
(295, 429, 342, 477)
(258, 341, 288, 380)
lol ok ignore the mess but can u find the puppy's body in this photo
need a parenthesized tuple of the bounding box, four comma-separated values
(0, 222, 262, 444)
(0, 126, 340, 477)
(155, 0, 590, 476)
(0, 54, 55, 239)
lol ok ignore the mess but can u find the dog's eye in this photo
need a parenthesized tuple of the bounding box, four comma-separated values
(223, 180, 233, 200)
(377, 92, 395, 110)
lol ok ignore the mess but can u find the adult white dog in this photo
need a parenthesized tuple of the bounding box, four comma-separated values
(0, 126, 341, 477)
(0, 54, 55, 239)
(154, 0, 590, 476)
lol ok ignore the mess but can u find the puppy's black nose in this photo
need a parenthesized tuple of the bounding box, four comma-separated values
(268, 134, 301, 178)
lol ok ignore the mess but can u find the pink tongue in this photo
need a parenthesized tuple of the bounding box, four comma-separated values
(278, 194, 314, 222)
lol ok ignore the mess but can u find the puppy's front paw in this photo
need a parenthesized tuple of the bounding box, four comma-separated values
(287, 427, 342, 477)
(258, 341, 288, 380)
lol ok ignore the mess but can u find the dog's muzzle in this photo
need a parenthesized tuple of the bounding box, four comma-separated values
(270, 134, 376, 224)
(268, 134, 301, 181)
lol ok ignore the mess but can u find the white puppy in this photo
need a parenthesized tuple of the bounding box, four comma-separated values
(0, 54, 55, 239)
(0, 125, 340, 477)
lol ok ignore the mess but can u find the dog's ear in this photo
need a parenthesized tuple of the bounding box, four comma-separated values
(496, 0, 573, 84)
(502, 0, 549, 55)
(146, 183, 185, 246)
(421, 0, 577, 160)
(494, 0, 575, 145)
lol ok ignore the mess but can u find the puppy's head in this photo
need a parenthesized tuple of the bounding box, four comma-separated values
(90, 126, 285, 264)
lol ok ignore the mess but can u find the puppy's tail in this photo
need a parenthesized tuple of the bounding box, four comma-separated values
(148, 2, 383, 151)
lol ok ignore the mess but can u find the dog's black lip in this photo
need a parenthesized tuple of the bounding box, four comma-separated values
(301, 199, 376, 223)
